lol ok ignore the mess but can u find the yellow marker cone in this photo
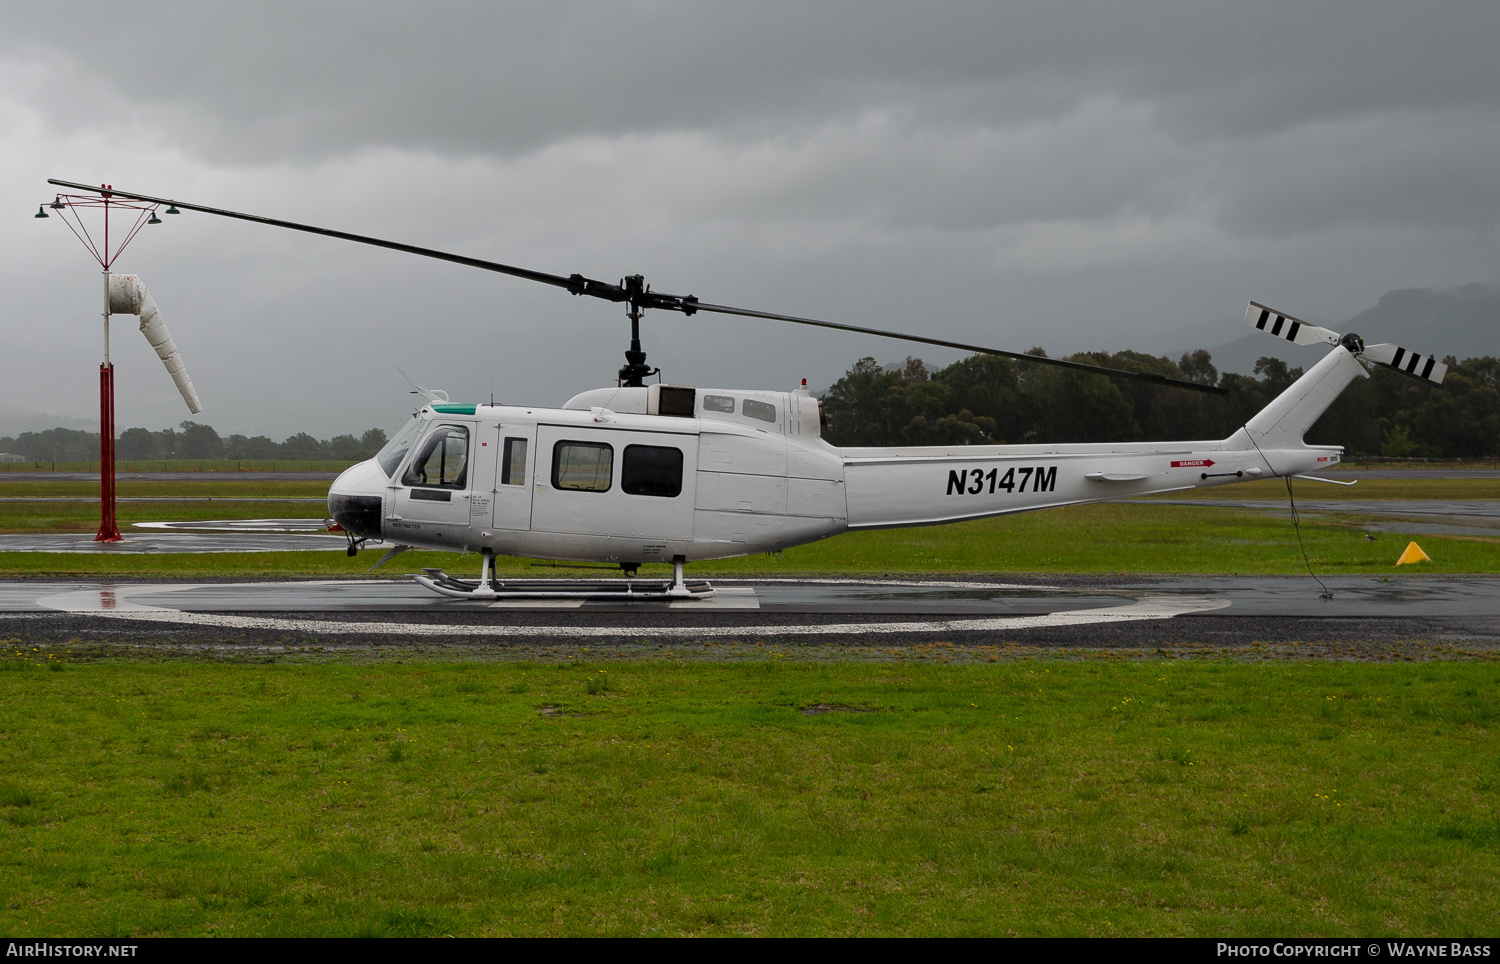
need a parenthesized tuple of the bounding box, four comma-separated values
(1395, 541, 1431, 566)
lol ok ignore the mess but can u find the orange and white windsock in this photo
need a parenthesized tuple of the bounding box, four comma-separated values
(106, 274, 203, 413)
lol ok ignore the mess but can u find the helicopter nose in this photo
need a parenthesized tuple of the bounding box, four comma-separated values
(327, 458, 386, 539)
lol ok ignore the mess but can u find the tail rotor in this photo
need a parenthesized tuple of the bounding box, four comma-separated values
(1244, 301, 1447, 385)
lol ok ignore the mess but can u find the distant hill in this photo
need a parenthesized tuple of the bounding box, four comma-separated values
(0, 409, 99, 439)
(1202, 284, 1500, 377)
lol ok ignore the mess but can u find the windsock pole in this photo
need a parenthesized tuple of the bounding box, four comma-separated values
(95, 182, 120, 543)
(37, 182, 167, 543)
(97, 263, 120, 542)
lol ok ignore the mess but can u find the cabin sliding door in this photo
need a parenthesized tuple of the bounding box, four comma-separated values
(531, 426, 696, 541)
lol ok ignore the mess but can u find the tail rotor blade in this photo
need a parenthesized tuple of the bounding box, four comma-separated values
(1244, 301, 1341, 347)
(1247, 300, 1448, 386)
(1361, 344, 1447, 384)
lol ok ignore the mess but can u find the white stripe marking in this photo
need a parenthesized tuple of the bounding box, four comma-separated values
(36, 593, 1229, 637)
(36, 584, 210, 613)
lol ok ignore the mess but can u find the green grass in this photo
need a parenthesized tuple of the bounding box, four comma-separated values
(0, 502, 325, 534)
(693, 503, 1500, 575)
(1332, 460, 1500, 472)
(0, 657, 1495, 936)
(0, 460, 353, 473)
(0, 502, 1493, 578)
(1159, 477, 1499, 500)
(0, 480, 330, 535)
(0, 480, 330, 499)
(0, 475, 1491, 577)
(4, 477, 1493, 506)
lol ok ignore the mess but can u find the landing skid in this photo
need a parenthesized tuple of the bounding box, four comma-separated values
(410, 553, 716, 601)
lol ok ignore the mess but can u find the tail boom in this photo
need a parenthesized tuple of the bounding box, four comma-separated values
(838, 346, 1360, 530)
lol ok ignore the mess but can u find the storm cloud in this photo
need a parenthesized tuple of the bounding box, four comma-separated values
(2, 1, 1496, 437)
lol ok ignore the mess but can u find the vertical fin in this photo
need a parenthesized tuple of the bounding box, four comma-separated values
(1231, 346, 1367, 450)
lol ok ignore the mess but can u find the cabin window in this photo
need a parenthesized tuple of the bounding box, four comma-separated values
(376, 416, 425, 478)
(703, 394, 735, 414)
(622, 445, 683, 498)
(402, 425, 470, 489)
(501, 437, 528, 486)
(742, 398, 777, 422)
(552, 441, 613, 492)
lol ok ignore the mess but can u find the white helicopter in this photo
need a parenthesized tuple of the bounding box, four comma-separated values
(49, 180, 1450, 601)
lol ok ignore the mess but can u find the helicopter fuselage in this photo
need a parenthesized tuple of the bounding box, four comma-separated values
(328, 347, 1357, 567)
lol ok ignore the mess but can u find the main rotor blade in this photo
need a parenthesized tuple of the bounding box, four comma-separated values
(50, 178, 1226, 394)
(690, 300, 1230, 395)
(47, 178, 629, 302)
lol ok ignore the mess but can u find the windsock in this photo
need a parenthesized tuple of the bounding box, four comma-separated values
(107, 274, 202, 414)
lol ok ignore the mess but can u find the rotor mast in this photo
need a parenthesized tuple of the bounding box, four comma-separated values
(619, 275, 658, 387)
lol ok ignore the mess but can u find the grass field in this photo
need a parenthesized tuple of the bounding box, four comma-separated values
(0, 657, 1495, 936)
(1, 476, 1496, 936)
(0, 474, 1495, 578)
(0, 457, 1492, 474)
(0, 479, 327, 536)
(0, 460, 353, 474)
(0, 480, 331, 499)
(1156, 477, 1500, 501)
(2, 475, 1493, 503)
(0, 500, 1492, 579)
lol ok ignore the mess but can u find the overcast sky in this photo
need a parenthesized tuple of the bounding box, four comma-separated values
(3, 1, 1497, 438)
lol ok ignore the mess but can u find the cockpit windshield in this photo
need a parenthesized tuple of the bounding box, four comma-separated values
(375, 416, 425, 478)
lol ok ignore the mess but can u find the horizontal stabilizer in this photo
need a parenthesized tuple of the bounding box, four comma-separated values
(1291, 474, 1357, 486)
(1360, 344, 1447, 384)
(1244, 302, 1340, 347)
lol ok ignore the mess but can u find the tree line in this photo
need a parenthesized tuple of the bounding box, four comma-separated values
(4, 349, 1496, 461)
(0, 422, 389, 463)
(819, 349, 1500, 459)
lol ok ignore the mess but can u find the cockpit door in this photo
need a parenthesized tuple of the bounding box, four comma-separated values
(389, 422, 474, 547)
